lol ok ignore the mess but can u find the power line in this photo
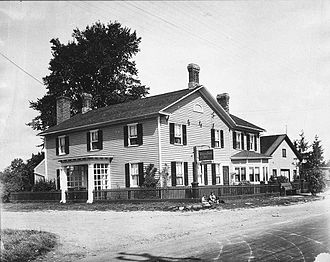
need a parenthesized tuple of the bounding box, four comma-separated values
(0, 52, 44, 86)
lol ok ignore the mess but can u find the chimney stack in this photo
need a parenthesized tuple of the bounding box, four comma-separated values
(56, 96, 71, 124)
(82, 93, 92, 114)
(187, 63, 200, 89)
(216, 93, 230, 113)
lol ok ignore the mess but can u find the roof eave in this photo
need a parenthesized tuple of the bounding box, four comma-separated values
(235, 124, 266, 132)
(39, 112, 161, 136)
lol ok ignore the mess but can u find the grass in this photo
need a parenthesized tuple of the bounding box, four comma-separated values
(1, 194, 322, 212)
(0, 229, 57, 262)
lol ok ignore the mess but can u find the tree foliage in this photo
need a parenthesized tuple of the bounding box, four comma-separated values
(295, 132, 326, 195)
(142, 164, 158, 188)
(0, 153, 44, 201)
(28, 21, 148, 131)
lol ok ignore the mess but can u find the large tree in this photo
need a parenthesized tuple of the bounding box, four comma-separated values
(28, 21, 148, 131)
(295, 134, 326, 195)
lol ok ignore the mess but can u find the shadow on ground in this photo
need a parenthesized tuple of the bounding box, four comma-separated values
(116, 252, 201, 261)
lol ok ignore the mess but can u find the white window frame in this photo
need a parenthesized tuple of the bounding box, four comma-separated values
(236, 132, 241, 149)
(174, 123, 182, 145)
(241, 167, 246, 181)
(94, 163, 110, 191)
(249, 167, 254, 182)
(214, 130, 221, 148)
(215, 164, 221, 184)
(235, 167, 240, 182)
(255, 167, 260, 182)
(249, 134, 255, 151)
(130, 163, 139, 187)
(58, 135, 66, 155)
(66, 165, 87, 189)
(90, 129, 99, 151)
(282, 148, 287, 158)
(198, 164, 204, 185)
(176, 162, 184, 186)
(128, 123, 138, 146)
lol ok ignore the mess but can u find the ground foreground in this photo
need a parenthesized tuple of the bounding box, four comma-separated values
(1, 194, 330, 261)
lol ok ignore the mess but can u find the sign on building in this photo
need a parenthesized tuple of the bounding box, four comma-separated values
(198, 149, 214, 161)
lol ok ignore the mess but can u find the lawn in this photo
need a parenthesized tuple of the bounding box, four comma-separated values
(0, 229, 57, 262)
(2, 194, 322, 212)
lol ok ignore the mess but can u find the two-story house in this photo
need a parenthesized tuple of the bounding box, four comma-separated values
(260, 134, 301, 182)
(37, 63, 271, 203)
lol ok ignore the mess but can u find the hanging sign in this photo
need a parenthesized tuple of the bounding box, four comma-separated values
(198, 149, 214, 161)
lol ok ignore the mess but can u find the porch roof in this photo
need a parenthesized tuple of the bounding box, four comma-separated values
(231, 150, 271, 160)
(58, 155, 113, 164)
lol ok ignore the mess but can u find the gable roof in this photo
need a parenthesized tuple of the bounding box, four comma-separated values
(260, 134, 302, 161)
(231, 150, 271, 160)
(40, 86, 265, 136)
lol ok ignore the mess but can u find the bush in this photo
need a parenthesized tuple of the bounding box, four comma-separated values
(275, 175, 289, 184)
(142, 164, 158, 188)
(32, 180, 56, 192)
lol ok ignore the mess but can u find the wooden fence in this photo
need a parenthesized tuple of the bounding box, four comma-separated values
(10, 183, 308, 202)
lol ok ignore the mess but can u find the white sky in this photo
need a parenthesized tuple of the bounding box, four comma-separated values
(0, 1, 329, 170)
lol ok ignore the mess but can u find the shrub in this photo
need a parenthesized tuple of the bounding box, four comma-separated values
(142, 164, 158, 188)
(275, 175, 289, 184)
(32, 180, 56, 192)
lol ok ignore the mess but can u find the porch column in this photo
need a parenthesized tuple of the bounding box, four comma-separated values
(59, 167, 67, 203)
(87, 163, 94, 203)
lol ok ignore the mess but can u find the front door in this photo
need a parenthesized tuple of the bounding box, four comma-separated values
(223, 166, 229, 185)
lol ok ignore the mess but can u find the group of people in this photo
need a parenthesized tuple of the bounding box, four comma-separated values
(201, 191, 220, 206)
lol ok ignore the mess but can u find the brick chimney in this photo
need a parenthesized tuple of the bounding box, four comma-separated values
(82, 93, 92, 114)
(187, 63, 200, 89)
(56, 96, 71, 124)
(216, 93, 230, 113)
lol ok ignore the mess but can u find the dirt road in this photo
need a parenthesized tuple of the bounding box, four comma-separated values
(1, 196, 330, 261)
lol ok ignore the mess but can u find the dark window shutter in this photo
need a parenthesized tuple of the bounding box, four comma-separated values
(171, 162, 176, 186)
(125, 163, 130, 188)
(56, 137, 59, 155)
(211, 129, 215, 148)
(124, 126, 128, 147)
(247, 134, 250, 150)
(170, 123, 175, 144)
(254, 134, 257, 151)
(233, 131, 237, 149)
(220, 130, 224, 148)
(204, 165, 208, 185)
(182, 125, 187, 145)
(137, 124, 143, 145)
(241, 134, 245, 150)
(184, 162, 188, 186)
(65, 136, 69, 154)
(98, 130, 103, 150)
(138, 162, 144, 187)
(56, 169, 60, 190)
(87, 132, 91, 151)
(211, 164, 216, 185)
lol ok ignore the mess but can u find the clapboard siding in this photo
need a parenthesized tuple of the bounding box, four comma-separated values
(160, 92, 232, 186)
(45, 118, 160, 188)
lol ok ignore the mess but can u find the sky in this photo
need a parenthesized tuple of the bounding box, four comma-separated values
(0, 1, 330, 170)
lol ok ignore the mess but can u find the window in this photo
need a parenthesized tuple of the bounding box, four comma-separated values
(273, 169, 277, 177)
(94, 164, 109, 190)
(87, 130, 103, 151)
(211, 129, 224, 148)
(282, 148, 287, 158)
(174, 124, 182, 144)
(199, 165, 204, 185)
(249, 167, 254, 182)
(128, 124, 138, 145)
(193, 103, 203, 113)
(236, 132, 241, 149)
(255, 167, 260, 182)
(250, 135, 254, 151)
(66, 165, 87, 189)
(235, 167, 240, 182)
(263, 167, 268, 181)
(124, 124, 143, 147)
(170, 123, 187, 145)
(241, 167, 246, 181)
(58, 136, 66, 155)
(215, 164, 221, 184)
(175, 162, 183, 185)
(56, 135, 69, 155)
(130, 163, 139, 187)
